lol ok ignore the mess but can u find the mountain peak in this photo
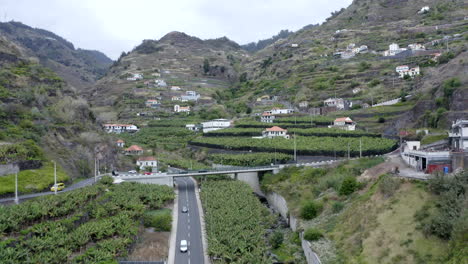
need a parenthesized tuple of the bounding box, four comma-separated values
(159, 31, 203, 45)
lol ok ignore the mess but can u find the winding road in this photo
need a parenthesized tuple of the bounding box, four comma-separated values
(174, 177, 204, 264)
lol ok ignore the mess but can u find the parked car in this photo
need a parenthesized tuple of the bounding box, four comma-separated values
(144, 172, 152, 175)
(180, 240, 188, 252)
(50, 183, 65, 192)
(182, 206, 188, 213)
(128, 170, 137, 174)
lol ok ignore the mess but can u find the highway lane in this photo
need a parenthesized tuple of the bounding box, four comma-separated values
(0, 177, 99, 204)
(174, 177, 204, 264)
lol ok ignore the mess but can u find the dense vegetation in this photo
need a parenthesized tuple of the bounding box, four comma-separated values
(0, 179, 174, 263)
(191, 136, 397, 156)
(200, 181, 273, 263)
(205, 127, 379, 138)
(209, 152, 292, 166)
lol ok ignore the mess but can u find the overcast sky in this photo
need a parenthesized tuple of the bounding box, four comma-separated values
(1, 0, 352, 59)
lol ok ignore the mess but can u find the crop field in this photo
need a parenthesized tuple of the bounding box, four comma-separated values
(205, 127, 379, 138)
(209, 152, 292, 166)
(191, 136, 397, 157)
(0, 179, 174, 263)
(201, 181, 273, 263)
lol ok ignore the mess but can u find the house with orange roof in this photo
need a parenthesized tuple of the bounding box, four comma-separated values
(260, 112, 276, 123)
(174, 105, 190, 113)
(116, 139, 125, 148)
(124, 145, 144, 155)
(262, 126, 289, 139)
(329, 117, 356, 131)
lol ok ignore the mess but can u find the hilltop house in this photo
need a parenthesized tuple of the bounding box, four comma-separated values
(103, 124, 139, 134)
(174, 105, 190, 113)
(124, 145, 144, 155)
(201, 119, 232, 133)
(329, 117, 356, 131)
(323, 98, 350, 110)
(127, 73, 143, 81)
(136, 156, 158, 170)
(384, 43, 407, 56)
(145, 99, 160, 108)
(396, 65, 420, 78)
(261, 112, 276, 123)
(270, 108, 294, 115)
(262, 126, 289, 139)
(181, 91, 200, 101)
(116, 139, 125, 148)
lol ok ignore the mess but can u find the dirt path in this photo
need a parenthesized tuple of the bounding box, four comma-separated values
(359, 153, 429, 181)
(126, 230, 170, 261)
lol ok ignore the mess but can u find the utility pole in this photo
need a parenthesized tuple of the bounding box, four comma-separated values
(94, 157, 97, 183)
(348, 142, 350, 160)
(53, 161, 57, 195)
(359, 138, 362, 158)
(14, 172, 19, 204)
(293, 132, 297, 163)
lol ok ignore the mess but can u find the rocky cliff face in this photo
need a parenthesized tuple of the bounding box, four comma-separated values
(0, 21, 113, 90)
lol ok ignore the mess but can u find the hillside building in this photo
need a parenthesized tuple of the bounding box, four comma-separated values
(116, 139, 125, 148)
(181, 91, 200, 101)
(329, 117, 356, 131)
(323, 98, 350, 110)
(261, 112, 276, 123)
(124, 145, 144, 155)
(145, 99, 160, 108)
(103, 124, 139, 134)
(186, 124, 202, 132)
(396, 65, 420, 78)
(384, 43, 407, 56)
(127, 73, 143, 81)
(174, 105, 190, 113)
(449, 119, 468, 151)
(136, 156, 158, 170)
(262, 126, 289, 139)
(201, 119, 232, 133)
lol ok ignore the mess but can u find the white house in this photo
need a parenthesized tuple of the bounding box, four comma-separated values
(136, 156, 158, 170)
(270, 108, 294, 115)
(145, 99, 159, 108)
(103, 124, 139, 134)
(396, 66, 420, 78)
(174, 105, 190, 113)
(324, 98, 349, 110)
(127, 73, 143, 81)
(261, 112, 276, 123)
(449, 119, 468, 151)
(403, 141, 421, 152)
(384, 43, 407, 56)
(171, 96, 182, 101)
(155, 79, 167, 87)
(352, 88, 362, 94)
(181, 91, 200, 101)
(116, 139, 125, 148)
(328, 117, 356, 131)
(170, 86, 182, 91)
(262, 126, 289, 139)
(408, 43, 425, 50)
(201, 119, 232, 133)
(418, 6, 430, 14)
(299, 101, 309, 108)
(186, 124, 201, 132)
(291, 43, 299, 48)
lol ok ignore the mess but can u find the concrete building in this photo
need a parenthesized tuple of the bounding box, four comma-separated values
(201, 119, 232, 133)
(449, 119, 468, 151)
(270, 108, 294, 115)
(186, 124, 202, 132)
(174, 105, 190, 113)
(401, 145, 451, 174)
(323, 98, 350, 110)
(261, 112, 276, 123)
(397, 66, 420, 78)
(145, 99, 160, 108)
(103, 124, 139, 134)
(125, 145, 144, 155)
(116, 139, 125, 148)
(329, 117, 356, 131)
(181, 91, 200, 101)
(262, 126, 289, 139)
(136, 156, 158, 170)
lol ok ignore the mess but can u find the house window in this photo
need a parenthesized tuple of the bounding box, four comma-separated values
(413, 146, 417, 150)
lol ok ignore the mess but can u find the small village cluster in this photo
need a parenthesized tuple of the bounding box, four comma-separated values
(115, 141, 158, 171)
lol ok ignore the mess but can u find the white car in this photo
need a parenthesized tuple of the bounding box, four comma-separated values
(180, 240, 188, 252)
(128, 170, 137, 174)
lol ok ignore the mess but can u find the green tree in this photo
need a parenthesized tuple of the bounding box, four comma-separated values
(300, 201, 322, 220)
(339, 176, 358, 195)
(203, 58, 210, 74)
(269, 231, 283, 249)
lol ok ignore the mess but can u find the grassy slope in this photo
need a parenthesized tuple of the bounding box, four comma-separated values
(0, 162, 69, 195)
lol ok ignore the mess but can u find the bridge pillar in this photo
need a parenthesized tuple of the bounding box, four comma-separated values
(235, 172, 264, 196)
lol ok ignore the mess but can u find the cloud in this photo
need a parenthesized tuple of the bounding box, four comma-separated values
(1, 0, 352, 59)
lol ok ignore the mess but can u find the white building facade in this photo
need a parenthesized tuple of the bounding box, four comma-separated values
(201, 119, 232, 133)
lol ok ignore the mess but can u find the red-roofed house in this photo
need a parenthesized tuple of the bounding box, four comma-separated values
(329, 117, 356, 131)
(124, 145, 144, 155)
(260, 111, 276, 123)
(136, 156, 158, 170)
(262, 126, 289, 139)
(116, 139, 125, 148)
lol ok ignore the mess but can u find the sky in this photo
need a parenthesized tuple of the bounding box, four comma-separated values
(0, 0, 352, 59)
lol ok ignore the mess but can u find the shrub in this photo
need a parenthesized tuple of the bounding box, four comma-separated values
(143, 210, 172, 231)
(332, 201, 345, 213)
(368, 79, 381, 87)
(304, 228, 323, 241)
(99, 175, 114, 186)
(438, 52, 455, 64)
(358, 62, 371, 72)
(300, 201, 323, 220)
(270, 231, 284, 249)
(378, 117, 386, 123)
(379, 175, 401, 198)
(339, 176, 358, 195)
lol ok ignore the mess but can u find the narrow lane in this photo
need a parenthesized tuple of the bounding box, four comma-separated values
(174, 177, 204, 264)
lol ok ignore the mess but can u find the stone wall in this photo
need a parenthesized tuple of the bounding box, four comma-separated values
(0, 164, 19, 177)
(301, 233, 322, 264)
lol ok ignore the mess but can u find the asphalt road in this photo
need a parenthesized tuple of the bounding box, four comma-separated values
(0, 177, 98, 204)
(174, 177, 204, 264)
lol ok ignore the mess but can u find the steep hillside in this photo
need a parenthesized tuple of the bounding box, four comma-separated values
(0, 36, 115, 194)
(233, 0, 467, 132)
(0, 21, 113, 89)
(89, 31, 248, 122)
